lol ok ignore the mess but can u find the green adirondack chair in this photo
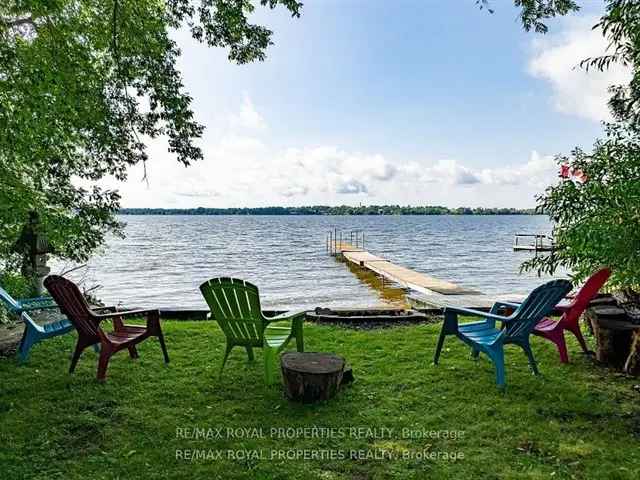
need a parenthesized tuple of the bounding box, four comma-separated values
(199, 277, 305, 384)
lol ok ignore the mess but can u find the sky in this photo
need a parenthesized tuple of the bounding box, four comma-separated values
(108, 0, 630, 209)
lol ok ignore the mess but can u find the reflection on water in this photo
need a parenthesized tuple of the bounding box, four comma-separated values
(343, 260, 408, 308)
(54, 215, 563, 310)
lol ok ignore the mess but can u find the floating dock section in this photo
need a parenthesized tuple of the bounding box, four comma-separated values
(326, 230, 480, 297)
(513, 233, 555, 252)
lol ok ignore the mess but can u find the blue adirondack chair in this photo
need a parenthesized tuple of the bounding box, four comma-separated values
(0, 285, 75, 362)
(433, 279, 573, 388)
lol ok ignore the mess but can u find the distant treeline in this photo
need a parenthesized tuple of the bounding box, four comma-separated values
(119, 206, 537, 216)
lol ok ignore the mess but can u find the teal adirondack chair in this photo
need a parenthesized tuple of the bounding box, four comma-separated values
(199, 277, 305, 384)
(433, 279, 573, 388)
(0, 285, 74, 362)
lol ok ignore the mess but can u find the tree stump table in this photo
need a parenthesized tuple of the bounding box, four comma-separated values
(281, 352, 349, 403)
(585, 305, 640, 375)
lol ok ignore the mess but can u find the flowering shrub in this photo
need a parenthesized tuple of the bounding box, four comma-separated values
(522, 123, 640, 292)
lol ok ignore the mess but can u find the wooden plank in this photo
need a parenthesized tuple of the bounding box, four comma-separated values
(335, 242, 363, 252)
(364, 260, 479, 295)
(343, 251, 384, 264)
(408, 292, 527, 310)
(334, 240, 480, 296)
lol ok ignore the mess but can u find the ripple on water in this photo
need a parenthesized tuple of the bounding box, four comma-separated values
(53, 215, 563, 309)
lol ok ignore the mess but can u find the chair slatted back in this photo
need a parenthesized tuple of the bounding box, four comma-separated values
(200, 278, 264, 344)
(504, 279, 573, 342)
(561, 268, 611, 327)
(0, 286, 21, 313)
(44, 275, 100, 338)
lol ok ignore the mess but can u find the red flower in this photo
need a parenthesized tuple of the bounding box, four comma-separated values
(559, 164, 587, 183)
(572, 169, 587, 183)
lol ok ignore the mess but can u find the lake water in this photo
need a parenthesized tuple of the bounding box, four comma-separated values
(57, 215, 562, 310)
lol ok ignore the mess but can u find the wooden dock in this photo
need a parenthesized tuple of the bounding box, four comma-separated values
(407, 291, 527, 311)
(513, 233, 555, 252)
(326, 231, 480, 297)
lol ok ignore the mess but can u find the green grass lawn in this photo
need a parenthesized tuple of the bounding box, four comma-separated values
(1, 319, 639, 480)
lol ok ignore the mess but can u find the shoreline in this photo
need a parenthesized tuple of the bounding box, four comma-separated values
(118, 207, 539, 216)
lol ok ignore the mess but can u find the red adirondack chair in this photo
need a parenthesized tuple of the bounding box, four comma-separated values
(44, 275, 169, 381)
(532, 268, 611, 363)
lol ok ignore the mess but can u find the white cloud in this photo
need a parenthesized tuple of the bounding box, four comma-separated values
(269, 146, 398, 198)
(420, 160, 481, 185)
(335, 179, 368, 194)
(356, 154, 397, 181)
(229, 93, 267, 131)
(279, 184, 309, 197)
(173, 188, 220, 198)
(528, 16, 632, 123)
(479, 151, 557, 188)
(99, 94, 560, 209)
(409, 152, 556, 189)
(219, 134, 266, 152)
